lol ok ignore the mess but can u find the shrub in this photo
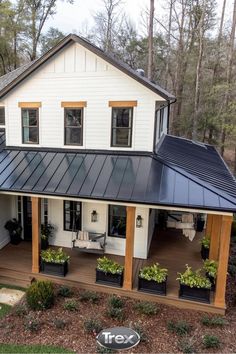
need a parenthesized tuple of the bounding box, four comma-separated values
(202, 334, 220, 348)
(139, 263, 168, 283)
(14, 304, 27, 317)
(79, 290, 100, 304)
(201, 236, 210, 249)
(84, 318, 103, 334)
(178, 339, 196, 354)
(177, 265, 211, 289)
(26, 280, 54, 310)
(24, 316, 40, 332)
(106, 307, 124, 321)
(201, 315, 227, 327)
(63, 299, 78, 311)
(134, 301, 158, 316)
(41, 223, 54, 240)
(41, 248, 70, 264)
(97, 346, 114, 353)
(54, 318, 67, 329)
(203, 259, 218, 280)
(97, 256, 123, 275)
(58, 285, 73, 298)
(228, 264, 236, 276)
(108, 295, 124, 309)
(167, 320, 193, 336)
(131, 321, 148, 343)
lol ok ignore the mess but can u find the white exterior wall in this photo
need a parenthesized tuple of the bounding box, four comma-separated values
(48, 199, 150, 259)
(4, 42, 166, 152)
(0, 195, 15, 249)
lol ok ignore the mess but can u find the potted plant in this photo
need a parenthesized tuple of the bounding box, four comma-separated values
(203, 259, 218, 291)
(196, 214, 205, 232)
(138, 263, 168, 295)
(96, 256, 124, 287)
(200, 236, 210, 260)
(4, 218, 22, 245)
(41, 223, 54, 250)
(177, 265, 211, 303)
(41, 248, 70, 277)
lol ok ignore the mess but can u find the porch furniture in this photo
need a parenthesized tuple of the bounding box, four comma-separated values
(72, 231, 106, 254)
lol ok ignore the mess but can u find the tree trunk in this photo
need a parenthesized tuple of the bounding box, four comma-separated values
(147, 0, 154, 80)
(164, 0, 173, 89)
(212, 0, 226, 81)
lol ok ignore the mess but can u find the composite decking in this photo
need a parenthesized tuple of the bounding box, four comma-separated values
(0, 229, 224, 314)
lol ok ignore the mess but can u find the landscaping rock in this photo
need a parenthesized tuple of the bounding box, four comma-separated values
(0, 288, 25, 306)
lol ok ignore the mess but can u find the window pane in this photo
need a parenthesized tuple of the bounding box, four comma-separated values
(113, 108, 131, 128)
(65, 127, 82, 145)
(22, 109, 37, 126)
(112, 128, 130, 146)
(111, 108, 132, 147)
(64, 201, 81, 231)
(109, 205, 126, 237)
(0, 107, 5, 125)
(23, 127, 38, 143)
(65, 109, 82, 127)
(22, 109, 38, 144)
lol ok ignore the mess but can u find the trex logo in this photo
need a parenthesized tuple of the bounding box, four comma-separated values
(96, 327, 140, 350)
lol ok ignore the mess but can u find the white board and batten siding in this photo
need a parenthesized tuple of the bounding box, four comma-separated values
(47, 199, 150, 259)
(5, 42, 166, 152)
(0, 195, 15, 249)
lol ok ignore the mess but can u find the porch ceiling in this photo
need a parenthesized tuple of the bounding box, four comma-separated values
(0, 140, 235, 212)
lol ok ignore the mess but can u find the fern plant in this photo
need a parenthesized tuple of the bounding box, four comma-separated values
(201, 236, 210, 249)
(177, 265, 211, 289)
(41, 248, 70, 264)
(139, 263, 168, 283)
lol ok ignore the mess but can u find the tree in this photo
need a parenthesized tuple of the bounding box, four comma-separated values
(40, 27, 65, 55)
(147, 0, 155, 80)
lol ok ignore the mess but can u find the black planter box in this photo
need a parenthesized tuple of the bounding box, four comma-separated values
(41, 239, 49, 250)
(201, 245, 209, 260)
(138, 277, 167, 296)
(206, 274, 216, 291)
(197, 220, 205, 232)
(41, 260, 68, 277)
(96, 269, 123, 287)
(179, 284, 211, 303)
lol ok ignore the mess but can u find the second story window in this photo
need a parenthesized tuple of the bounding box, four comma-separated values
(111, 107, 133, 147)
(0, 107, 5, 125)
(22, 108, 39, 144)
(64, 108, 83, 146)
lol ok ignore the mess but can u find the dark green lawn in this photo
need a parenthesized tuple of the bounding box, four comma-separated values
(0, 304, 12, 319)
(0, 344, 73, 353)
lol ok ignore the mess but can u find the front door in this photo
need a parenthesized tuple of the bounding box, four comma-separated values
(23, 196, 32, 241)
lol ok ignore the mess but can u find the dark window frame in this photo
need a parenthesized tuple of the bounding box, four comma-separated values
(64, 107, 83, 146)
(0, 107, 5, 125)
(108, 205, 127, 239)
(63, 200, 82, 231)
(21, 108, 39, 144)
(158, 107, 164, 139)
(110, 107, 133, 148)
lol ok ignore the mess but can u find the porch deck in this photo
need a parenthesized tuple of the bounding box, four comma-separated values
(0, 229, 224, 314)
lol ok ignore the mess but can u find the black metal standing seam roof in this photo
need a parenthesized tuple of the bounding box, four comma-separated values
(0, 144, 235, 212)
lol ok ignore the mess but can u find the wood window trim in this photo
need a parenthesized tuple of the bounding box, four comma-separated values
(108, 205, 127, 239)
(64, 107, 83, 146)
(18, 102, 41, 108)
(110, 107, 133, 148)
(109, 101, 137, 107)
(61, 101, 87, 108)
(21, 108, 39, 144)
(63, 200, 82, 232)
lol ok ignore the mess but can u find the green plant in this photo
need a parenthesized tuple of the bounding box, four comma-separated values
(24, 316, 40, 332)
(79, 290, 100, 304)
(14, 304, 27, 317)
(63, 299, 78, 311)
(228, 264, 236, 276)
(202, 334, 220, 348)
(57, 285, 73, 298)
(84, 318, 103, 334)
(26, 280, 54, 310)
(177, 265, 211, 289)
(106, 307, 124, 321)
(201, 315, 227, 327)
(53, 318, 67, 329)
(201, 236, 210, 249)
(134, 301, 158, 316)
(139, 263, 168, 283)
(130, 321, 148, 343)
(167, 320, 193, 336)
(178, 339, 196, 354)
(41, 248, 70, 264)
(97, 346, 114, 353)
(41, 223, 54, 241)
(97, 256, 124, 275)
(203, 259, 218, 280)
(108, 295, 124, 308)
(4, 218, 22, 235)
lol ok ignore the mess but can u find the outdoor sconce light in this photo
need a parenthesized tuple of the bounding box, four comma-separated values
(91, 210, 98, 222)
(136, 215, 143, 228)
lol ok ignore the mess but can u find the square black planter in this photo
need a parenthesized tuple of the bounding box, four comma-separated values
(206, 274, 216, 291)
(41, 260, 68, 277)
(179, 284, 211, 303)
(96, 269, 123, 287)
(201, 246, 209, 260)
(138, 277, 167, 296)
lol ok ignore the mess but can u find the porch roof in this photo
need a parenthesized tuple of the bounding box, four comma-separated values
(0, 141, 236, 212)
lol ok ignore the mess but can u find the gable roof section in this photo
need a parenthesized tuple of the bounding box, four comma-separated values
(0, 34, 175, 101)
(156, 134, 236, 200)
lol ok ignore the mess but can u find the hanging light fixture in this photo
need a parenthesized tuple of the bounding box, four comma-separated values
(91, 210, 98, 222)
(136, 215, 143, 228)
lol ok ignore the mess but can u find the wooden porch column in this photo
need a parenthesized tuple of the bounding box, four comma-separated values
(123, 206, 136, 290)
(214, 215, 233, 308)
(31, 197, 41, 273)
(205, 214, 213, 237)
(209, 214, 222, 261)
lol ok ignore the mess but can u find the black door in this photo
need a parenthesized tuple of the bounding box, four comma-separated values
(23, 197, 32, 241)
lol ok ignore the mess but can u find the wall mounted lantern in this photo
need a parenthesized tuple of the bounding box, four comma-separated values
(91, 210, 98, 222)
(136, 215, 143, 228)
